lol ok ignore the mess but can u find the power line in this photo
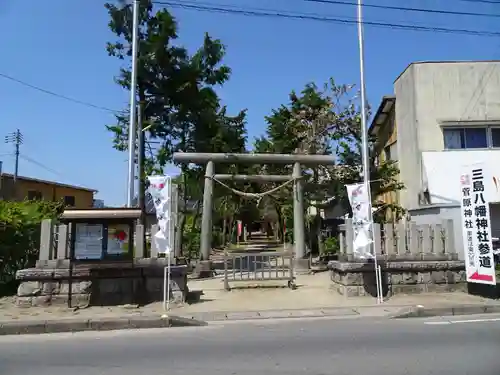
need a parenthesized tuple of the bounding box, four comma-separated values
(457, 0, 500, 4)
(0, 72, 121, 114)
(18, 153, 89, 189)
(306, 0, 500, 19)
(154, 1, 500, 37)
(18, 153, 69, 179)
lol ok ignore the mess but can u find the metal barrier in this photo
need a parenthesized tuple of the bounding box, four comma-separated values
(223, 251, 296, 290)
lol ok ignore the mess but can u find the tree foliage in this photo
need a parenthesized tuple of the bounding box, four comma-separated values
(254, 78, 404, 248)
(0, 200, 64, 296)
(105, 0, 248, 256)
(104, 1, 403, 257)
(105, 0, 246, 173)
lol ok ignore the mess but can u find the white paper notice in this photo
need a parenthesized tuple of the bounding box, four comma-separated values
(74, 223, 103, 260)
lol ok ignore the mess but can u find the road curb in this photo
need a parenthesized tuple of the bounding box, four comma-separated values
(390, 304, 500, 319)
(0, 315, 208, 336)
(182, 307, 370, 322)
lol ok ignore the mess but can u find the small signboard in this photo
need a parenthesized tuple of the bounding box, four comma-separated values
(74, 223, 103, 260)
(62, 208, 140, 262)
(459, 163, 497, 285)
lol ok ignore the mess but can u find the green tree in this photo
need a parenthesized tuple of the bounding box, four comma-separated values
(0, 200, 64, 296)
(104, 0, 244, 171)
(254, 79, 404, 253)
(105, 1, 248, 256)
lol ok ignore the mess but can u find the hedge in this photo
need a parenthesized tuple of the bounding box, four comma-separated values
(0, 200, 63, 296)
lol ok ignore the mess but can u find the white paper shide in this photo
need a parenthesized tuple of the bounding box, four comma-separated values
(346, 183, 373, 258)
(459, 164, 496, 285)
(147, 175, 172, 254)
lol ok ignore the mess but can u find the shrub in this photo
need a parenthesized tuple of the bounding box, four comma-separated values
(0, 200, 63, 296)
(321, 236, 340, 254)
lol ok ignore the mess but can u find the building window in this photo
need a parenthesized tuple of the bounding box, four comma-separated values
(27, 190, 42, 200)
(443, 127, 488, 149)
(491, 128, 500, 148)
(64, 195, 76, 207)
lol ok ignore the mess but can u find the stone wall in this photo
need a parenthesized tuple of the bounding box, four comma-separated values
(15, 259, 188, 308)
(329, 260, 466, 297)
(329, 219, 467, 297)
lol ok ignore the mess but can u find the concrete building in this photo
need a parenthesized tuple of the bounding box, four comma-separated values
(371, 60, 500, 256)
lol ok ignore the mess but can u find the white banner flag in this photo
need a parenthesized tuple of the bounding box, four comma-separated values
(459, 164, 497, 285)
(147, 175, 172, 254)
(346, 183, 373, 259)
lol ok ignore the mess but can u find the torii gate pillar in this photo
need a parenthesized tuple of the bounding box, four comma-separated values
(200, 161, 215, 261)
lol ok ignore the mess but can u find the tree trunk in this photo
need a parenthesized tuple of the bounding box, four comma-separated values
(273, 202, 284, 242)
(228, 216, 234, 244)
(222, 217, 227, 245)
(176, 213, 185, 256)
(190, 202, 202, 232)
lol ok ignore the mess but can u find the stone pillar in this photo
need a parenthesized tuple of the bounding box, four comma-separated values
(292, 162, 308, 270)
(344, 218, 354, 261)
(56, 224, 68, 260)
(135, 224, 145, 258)
(384, 223, 397, 259)
(39, 219, 54, 261)
(150, 224, 159, 258)
(443, 219, 456, 260)
(200, 161, 214, 261)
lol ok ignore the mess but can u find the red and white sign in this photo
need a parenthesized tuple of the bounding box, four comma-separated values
(237, 220, 242, 237)
(147, 175, 172, 254)
(459, 163, 497, 285)
(346, 183, 373, 259)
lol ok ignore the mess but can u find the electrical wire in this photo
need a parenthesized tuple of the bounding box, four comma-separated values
(18, 154, 69, 179)
(2, 0, 497, 117)
(154, 1, 500, 37)
(18, 153, 92, 189)
(0, 72, 121, 114)
(2, 0, 498, 114)
(457, 0, 500, 4)
(305, 0, 500, 19)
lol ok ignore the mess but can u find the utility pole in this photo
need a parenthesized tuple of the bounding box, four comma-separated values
(356, 0, 381, 304)
(0, 160, 3, 200)
(126, 0, 140, 207)
(5, 129, 23, 183)
(137, 101, 146, 223)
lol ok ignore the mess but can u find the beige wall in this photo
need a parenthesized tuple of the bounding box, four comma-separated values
(373, 108, 400, 221)
(1, 176, 94, 208)
(395, 61, 500, 210)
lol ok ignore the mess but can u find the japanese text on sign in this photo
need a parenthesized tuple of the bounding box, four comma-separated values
(459, 164, 496, 285)
(471, 169, 493, 269)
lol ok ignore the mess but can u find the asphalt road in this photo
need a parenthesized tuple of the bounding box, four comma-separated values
(1, 315, 499, 375)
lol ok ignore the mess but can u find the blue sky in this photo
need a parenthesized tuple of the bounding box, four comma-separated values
(0, 0, 499, 206)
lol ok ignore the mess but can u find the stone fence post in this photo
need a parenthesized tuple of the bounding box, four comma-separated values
(39, 219, 54, 261)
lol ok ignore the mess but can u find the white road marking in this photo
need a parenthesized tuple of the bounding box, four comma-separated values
(425, 317, 500, 325)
